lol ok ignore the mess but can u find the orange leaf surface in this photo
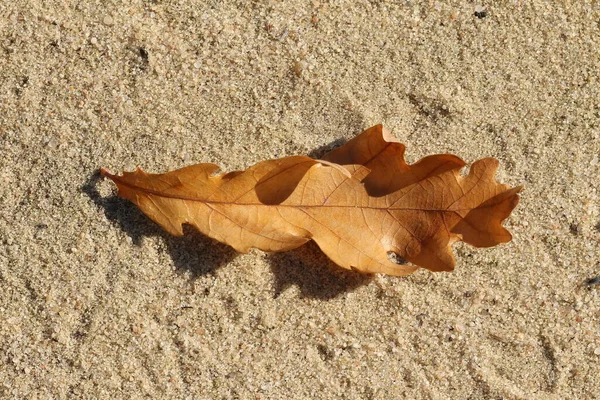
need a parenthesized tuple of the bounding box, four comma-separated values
(101, 125, 522, 276)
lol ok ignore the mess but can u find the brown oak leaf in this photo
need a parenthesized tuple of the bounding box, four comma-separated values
(101, 125, 522, 276)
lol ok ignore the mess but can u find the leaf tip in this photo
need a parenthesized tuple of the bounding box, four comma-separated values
(379, 124, 401, 144)
(100, 168, 114, 178)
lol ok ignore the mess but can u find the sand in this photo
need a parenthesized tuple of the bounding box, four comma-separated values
(1, 1, 599, 399)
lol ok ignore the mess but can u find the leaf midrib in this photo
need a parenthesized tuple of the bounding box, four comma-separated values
(112, 175, 495, 213)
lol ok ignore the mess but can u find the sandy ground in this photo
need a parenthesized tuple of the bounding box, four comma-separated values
(1, 1, 599, 399)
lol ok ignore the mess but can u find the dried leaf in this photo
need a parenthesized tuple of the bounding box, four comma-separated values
(101, 125, 522, 276)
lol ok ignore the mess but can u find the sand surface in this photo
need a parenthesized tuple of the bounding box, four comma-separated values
(1, 1, 599, 399)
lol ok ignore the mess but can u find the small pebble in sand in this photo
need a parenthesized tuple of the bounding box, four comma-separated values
(294, 61, 306, 77)
(46, 137, 59, 150)
(474, 5, 487, 19)
(594, 347, 600, 356)
(587, 276, 600, 286)
(103, 15, 114, 26)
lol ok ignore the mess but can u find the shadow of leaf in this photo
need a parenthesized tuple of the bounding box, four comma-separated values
(268, 241, 373, 300)
(85, 135, 374, 295)
(307, 138, 347, 159)
(81, 170, 237, 277)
